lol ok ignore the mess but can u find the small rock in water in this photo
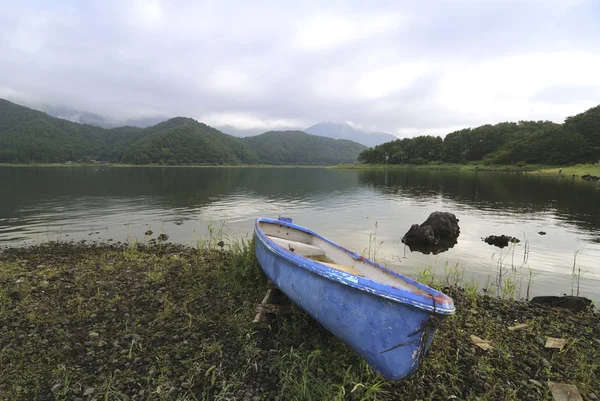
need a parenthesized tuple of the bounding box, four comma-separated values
(482, 235, 520, 248)
(145, 230, 153, 236)
(83, 387, 95, 396)
(538, 231, 546, 235)
(158, 233, 169, 241)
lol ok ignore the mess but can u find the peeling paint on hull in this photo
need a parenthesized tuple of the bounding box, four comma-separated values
(253, 217, 455, 380)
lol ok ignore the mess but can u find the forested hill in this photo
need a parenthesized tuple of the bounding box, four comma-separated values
(358, 105, 600, 166)
(241, 131, 367, 165)
(0, 99, 146, 163)
(121, 120, 260, 165)
(0, 99, 366, 165)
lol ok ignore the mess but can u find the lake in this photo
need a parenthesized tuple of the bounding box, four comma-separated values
(1, 166, 599, 301)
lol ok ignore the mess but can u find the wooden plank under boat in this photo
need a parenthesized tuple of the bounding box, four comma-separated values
(253, 217, 455, 380)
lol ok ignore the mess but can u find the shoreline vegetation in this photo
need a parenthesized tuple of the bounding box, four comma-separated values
(2, 161, 600, 178)
(2, 98, 599, 167)
(332, 162, 600, 177)
(0, 163, 331, 168)
(1, 239, 598, 401)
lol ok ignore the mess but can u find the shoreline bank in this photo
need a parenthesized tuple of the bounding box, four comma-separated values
(0, 163, 329, 169)
(1, 241, 598, 400)
(331, 162, 600, 177)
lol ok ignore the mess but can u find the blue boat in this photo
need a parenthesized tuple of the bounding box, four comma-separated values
(253, 217, 455, 380)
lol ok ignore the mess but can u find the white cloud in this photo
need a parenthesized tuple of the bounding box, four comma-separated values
(131, 0, 164, 26)
(354, 62, 430, 99)
(437, 52, 600, 123)
(199, 112, 305, 131)
(294, 13, 404, 50)
(0, 1, 598, 135)
(205, 66, 264, 97)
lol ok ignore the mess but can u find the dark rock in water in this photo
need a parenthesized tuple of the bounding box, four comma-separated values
(538, 231, 546, 235)
(402, 212, 460, 255)
(157, 234, 169, 241)
(582, 174, 599, 182)
(145, 230, 153, 236)
(482, 235, 520, 248)
(530, 295, 593, 312)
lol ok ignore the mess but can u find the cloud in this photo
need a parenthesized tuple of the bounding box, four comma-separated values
(294, 13, 404, 51)
(0, 0, 598, 135)
(437, 52, 600, 122)
(200, 112, 305, 131)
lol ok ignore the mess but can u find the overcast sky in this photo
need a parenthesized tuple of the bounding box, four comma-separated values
(1, 0, 599, 136)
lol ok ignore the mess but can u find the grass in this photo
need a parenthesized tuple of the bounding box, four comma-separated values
(535, 163, 600, 177)
(330, 163, 548, 172)
(332, 162, 600, 178)
(3, 162, 599, 177)
(0, 239, 598, 400)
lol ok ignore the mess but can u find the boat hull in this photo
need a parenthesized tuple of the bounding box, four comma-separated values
(253, 220, 448, 380)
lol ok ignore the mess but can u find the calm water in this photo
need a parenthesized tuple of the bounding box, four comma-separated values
(1, 166, 600, 300)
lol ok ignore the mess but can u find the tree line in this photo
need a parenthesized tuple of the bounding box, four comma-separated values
(358, 106, 600, 166)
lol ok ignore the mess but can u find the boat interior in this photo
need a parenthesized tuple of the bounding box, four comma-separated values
(259, 220, 420, 291)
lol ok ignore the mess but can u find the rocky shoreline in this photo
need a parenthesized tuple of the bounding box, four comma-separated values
(1, 242, 598, 400)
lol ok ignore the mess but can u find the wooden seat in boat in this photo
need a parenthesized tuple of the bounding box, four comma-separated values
(319, 261, 365, 277)
(267, 236, 326, 257)
(267, 235, 364, 277)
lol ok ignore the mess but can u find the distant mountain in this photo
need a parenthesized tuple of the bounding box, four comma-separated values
(241, 130, 366, 165)
(304, 122, 397, 147)
(0, 99, 367, 165)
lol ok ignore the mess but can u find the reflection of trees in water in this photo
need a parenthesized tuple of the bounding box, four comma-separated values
(0, 167, 360, 215)
(356, 169, 600, 235)
(2, 167, 599, 243)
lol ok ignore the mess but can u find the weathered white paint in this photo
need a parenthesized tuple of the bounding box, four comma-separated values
(261, 221, 419, 291)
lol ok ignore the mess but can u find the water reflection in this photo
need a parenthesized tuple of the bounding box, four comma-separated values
(1, 166, 600, 300)
(356, 169, 600, 240)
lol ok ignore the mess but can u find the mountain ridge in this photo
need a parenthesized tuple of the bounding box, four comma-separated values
(241, 130, 366, 165)
(13, 101, 397, 146)
(0, 99, 367, 165)
(304, 122, 397, 147)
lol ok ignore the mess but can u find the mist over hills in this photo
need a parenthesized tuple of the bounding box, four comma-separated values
(305, 122, 397, 147)
(42, 104, 397, 147)
(0, 99, 366, 165)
